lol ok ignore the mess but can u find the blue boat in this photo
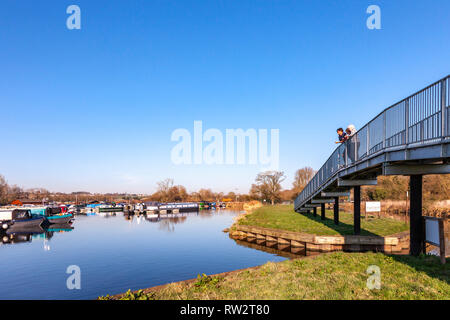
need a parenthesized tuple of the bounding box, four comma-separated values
(44, 213, 74, 225)
(24, 206, 74, 225)
(0, 209, 45, 231)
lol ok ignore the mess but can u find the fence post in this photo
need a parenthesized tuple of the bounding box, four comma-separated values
(345, 142, 348, 167)
(367, 124, 370, 156)
(383, 111, 386, 149)
(442, 79, 447, 139)
(405, 98, 409, 144)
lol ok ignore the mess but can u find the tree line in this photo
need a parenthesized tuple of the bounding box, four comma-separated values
(1, 169, 449, 205)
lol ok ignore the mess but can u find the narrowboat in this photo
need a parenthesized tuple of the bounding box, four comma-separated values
(0, 209, 45, 231)
(144, 201, 160, 213)
(97, 204, 124, 213)
(45, 213, 74, 224)
(27, 206, 74, 225)
(158, 202, 199, 213)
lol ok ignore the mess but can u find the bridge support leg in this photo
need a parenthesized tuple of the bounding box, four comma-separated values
(321, 203, 325, 220)
(410, 175, 424, 256)
(307, 210, 310, 215)
(313, 207, 317, 217)
(334, 197, 339, 225)
(354, 186, 361, 235)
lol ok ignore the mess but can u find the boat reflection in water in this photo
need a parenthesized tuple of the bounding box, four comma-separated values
(97, 211, 117, 218)
(122, 211, 203, 232)
(0, 223, 74, 249)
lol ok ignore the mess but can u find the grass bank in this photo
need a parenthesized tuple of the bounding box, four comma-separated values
(237, 205, 409, 236)
(101, 252, 449, 300)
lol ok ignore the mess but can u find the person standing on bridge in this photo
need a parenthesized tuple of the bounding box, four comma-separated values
(335, 128, 347, 144)
(336, 128, 348, 168)
(346, 124, 357, 137)
(346, 124, 357, 163)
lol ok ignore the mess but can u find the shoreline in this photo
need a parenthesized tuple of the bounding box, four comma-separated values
(106, 205, 418, 299)
(104, 252, 324, 300)
(103, 250, 449, 300)
(105, 205, 269, 300)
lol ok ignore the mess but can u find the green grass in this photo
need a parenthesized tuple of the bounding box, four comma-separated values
(102, 252, 450, 300)
(238, 205, 409, 236)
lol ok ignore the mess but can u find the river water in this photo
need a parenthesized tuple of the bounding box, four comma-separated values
(0, 210, 287, 299)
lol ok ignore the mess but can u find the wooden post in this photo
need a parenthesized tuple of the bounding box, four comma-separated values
(321, 203, 326, 220)
(334, 197, 339, 225)
(354, 186, 361, 235)
(410, 175, 423, 256)
(439, 219, 446, 264)
(424, 217, 447, 264)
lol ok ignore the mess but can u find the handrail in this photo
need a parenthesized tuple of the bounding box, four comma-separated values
(295, 75, 450, 209)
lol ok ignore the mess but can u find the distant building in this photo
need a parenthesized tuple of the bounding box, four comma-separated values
(12, 199, 48, 205)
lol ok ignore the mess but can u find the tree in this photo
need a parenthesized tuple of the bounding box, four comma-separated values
(0, 174, 8, 204)
(156, 178, 174, 202)
(292, 167, 316, 195)
(167, 185, 188, 202)
(254, 171, 286, 205)
(198, 188, 214, 201)
(279, 189, 295, 202)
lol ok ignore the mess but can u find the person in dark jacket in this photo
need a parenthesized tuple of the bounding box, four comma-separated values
(335, 128, 347, 144)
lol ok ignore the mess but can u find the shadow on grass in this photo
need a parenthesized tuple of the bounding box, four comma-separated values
(301, 210, 380, 237)
(389, 254, 450, 284)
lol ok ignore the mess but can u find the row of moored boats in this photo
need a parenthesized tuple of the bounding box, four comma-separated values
(0, 206, 74, 232)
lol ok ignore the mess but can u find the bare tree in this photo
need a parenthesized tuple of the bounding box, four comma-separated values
(198, 188, 214, 201)
(293, 167, 316, 195)
(0, 174, 8, 204)
(156, 178, 174, 202)
(255, 171, 286, 205)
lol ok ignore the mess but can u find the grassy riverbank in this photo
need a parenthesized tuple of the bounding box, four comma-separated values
(101, 252, 449, 300)
(237, 205, 409, 236)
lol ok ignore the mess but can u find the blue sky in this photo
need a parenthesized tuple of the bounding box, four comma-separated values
(0, 0, 449, 194)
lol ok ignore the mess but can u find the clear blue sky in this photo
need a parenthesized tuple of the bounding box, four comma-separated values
(1, 0, 449, 194)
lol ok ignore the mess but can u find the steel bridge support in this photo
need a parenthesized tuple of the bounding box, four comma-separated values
(321, 203, 325, 220)
(313, 207, 317, 217)
(410, 175, 424, 256)
(333, 197, 339, 225)
(353, 186, 361, 235)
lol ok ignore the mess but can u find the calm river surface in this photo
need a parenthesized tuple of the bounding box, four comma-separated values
(0, 210, 287, 299)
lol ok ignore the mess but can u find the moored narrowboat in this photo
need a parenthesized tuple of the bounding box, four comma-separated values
(0, 209, 45, 230)
(158, 202, 199, 213)
(97, 204, 124, 213)
(26, 206, 74, 225)
(45, 213, 74, 224)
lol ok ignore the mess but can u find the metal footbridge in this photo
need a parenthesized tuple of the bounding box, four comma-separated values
(294, 75, 450, 255)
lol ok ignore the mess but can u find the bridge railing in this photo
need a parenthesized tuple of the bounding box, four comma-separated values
(295, 75, 450, 209)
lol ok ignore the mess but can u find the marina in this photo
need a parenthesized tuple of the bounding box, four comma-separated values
(0, 208, 287, 300)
